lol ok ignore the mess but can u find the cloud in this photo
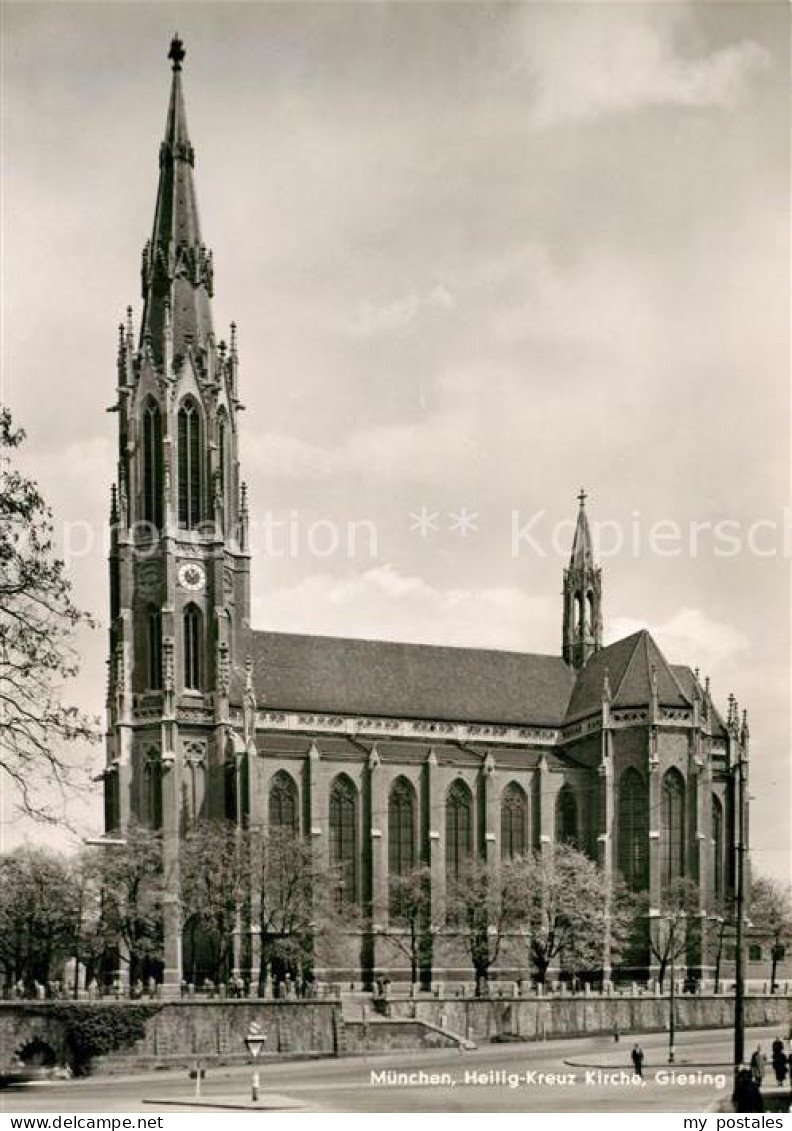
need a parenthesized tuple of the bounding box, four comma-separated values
(608, 606, 750, 672)
(241, 393, 476, 485)
(525, 9, 770, 128)
(491, 245, 660, 360)
(339, 285, 455, 338)
(253, 563, 556, 652)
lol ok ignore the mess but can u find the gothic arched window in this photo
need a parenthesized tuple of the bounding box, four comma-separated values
(574, 594, 583, 637)
(388, 777, 416, 879)
(269, 770, 299, 835)
(329, 775, 358, 905)
(501, 782, 528, 859)
(178, 398, 203, 529)
(446, 779, 473, 884)
(184, 744, 206, 825)
(661, 768, 686, 886)
(618, 768, 649, 890)
(142, 399, 163, 528)
(555, 784, 579, 847)
(183, 603, 202, 691)
(146, 753, 163, 830)
(712, 793, 724, 902)
(147, 606, 162, 691)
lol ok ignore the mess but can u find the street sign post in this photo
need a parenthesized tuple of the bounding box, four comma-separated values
(244, 1020, 266, 1104)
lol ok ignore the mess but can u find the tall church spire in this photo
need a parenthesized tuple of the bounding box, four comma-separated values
(562, 488, 603, 669)
(140, 35, 214, 367)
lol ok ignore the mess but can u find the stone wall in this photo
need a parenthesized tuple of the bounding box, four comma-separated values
(0, 1001, 342, 1073)
(1, 995, 789, 1075)
(388, 994, 792, 1043)
(343, 1019, 461, 1055)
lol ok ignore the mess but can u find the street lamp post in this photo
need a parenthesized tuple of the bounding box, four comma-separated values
(668, 947, 676, 1064)
(734, 732, 747, 1068)
(244, 1021, 266, 1104)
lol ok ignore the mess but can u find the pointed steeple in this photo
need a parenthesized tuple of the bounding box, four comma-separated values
(140, 35, 214, 368)
(562, 488, 603, 669)
(569, 488, 595, 571)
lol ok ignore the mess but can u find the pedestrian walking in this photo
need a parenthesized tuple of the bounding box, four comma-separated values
(631, 1043, 645, 1079)
(750, 1045, 766, 1086)
(771, 1038, 788, 1087)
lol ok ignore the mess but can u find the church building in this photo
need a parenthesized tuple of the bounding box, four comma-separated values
(104, 38, 749, 993)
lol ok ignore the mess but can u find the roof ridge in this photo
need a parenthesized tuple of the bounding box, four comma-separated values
(248, 626, 569, 664)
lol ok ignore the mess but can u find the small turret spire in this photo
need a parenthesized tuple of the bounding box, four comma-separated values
(569, 487, 594, 571)
(562, 489, 603, 669)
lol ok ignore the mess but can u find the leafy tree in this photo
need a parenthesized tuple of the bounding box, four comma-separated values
(253, 827, 346, 992)
(645, 878, 700, 990)
(513, 845, 635, 985)
(95, 823, 164, 984)
(377, 865, 445, 988)
(445, 859, 526, 996)
(180, 819, 246, 985)
(704, 893, 736, 995)
(51, 1003, 161, 1075)
(749, 875, 792, 993)
(0, 409, 99, 822)
(0, 848, 81, 991)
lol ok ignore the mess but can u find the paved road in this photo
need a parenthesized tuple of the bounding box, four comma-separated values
(0, 1025, 784, 1114)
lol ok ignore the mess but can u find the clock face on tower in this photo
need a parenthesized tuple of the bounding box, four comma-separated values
(178, 562, 206, 592)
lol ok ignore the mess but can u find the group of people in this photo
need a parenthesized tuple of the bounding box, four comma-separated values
(732, 1039, 790, 1112)
(628, 1037, 790, 1111)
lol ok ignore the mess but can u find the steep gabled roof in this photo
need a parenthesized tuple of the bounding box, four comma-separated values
(565, 629, 692, 722)
(243, 630, 576, 727)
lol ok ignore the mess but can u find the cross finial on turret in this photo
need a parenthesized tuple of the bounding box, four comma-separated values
(577, 487, 587, 508)
(168, 33, 185, 72)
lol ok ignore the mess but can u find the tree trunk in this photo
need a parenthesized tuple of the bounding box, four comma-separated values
(534, 956, 550, 985)
(713, 930, 723, 994)
(410, 923, 418, 987)
(474, 966, 490, 997)
(657, 955, 668, 991)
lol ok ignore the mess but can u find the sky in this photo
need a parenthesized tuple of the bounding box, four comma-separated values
(2, 1, 790, 883)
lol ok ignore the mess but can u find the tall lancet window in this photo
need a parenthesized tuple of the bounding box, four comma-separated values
(329, 775, 358, 905)
(712, 793, 724, 903)
(145, 753, 163, 830)
(178, 398, 203, 529)
(555, 784, 579, 847)
(446, 780, 473, 885)
(388, 777, 416, 881)
(147, 607, 162, 691)
(142, 399, 163, 528)
(618, 768, 649, 890)
(183, 603, 202, 691)
(269, 771, 299, 835)
(501, 782, 528, 859)
(661, 769, 686, 886)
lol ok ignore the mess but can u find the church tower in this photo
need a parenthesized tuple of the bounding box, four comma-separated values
(562, 489, 602, 669)
(105, 36, 250, 988)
